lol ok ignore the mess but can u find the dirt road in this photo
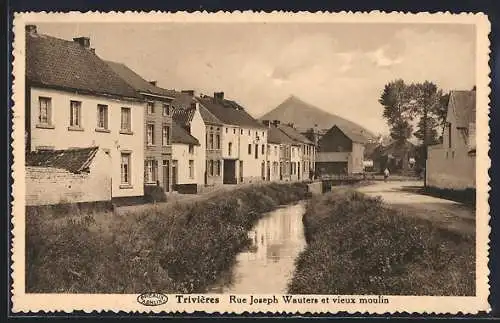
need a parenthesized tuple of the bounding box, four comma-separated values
(356, 181, 475, 235)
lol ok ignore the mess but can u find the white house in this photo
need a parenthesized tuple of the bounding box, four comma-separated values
(427, 90, 476, 190)
(198, 93, 268, 184)
(25, 25, 145, 201)
(171, 122, 201, 193)
(172, 95, 208, 191)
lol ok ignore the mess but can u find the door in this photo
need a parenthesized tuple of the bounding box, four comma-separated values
(266, 161, 270, 181)
(298, 162, 301, 180)
(172, 160, 178, 189)
(239, 160, 243, 183)
(163, 160, 170, 192)
(223, 159, 236, 184)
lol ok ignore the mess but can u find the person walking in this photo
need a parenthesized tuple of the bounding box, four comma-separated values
(383, 167, 390, 182)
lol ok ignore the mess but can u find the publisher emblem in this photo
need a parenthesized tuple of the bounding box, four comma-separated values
(137, 293, 169, 306)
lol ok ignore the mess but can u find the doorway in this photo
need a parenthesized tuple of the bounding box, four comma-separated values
(163, 159, 170, 192)
(172, 160, 178, 189)
(223, 159, 237, 184)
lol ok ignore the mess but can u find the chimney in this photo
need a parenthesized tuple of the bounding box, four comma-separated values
(149, 80, 157, 86)
(25, 24, 37, 34)
(272, 120, 281, 127)
(73, 37, 91, 49)
(262, 120, 271, 127)
(214, 92, 224, 101)
(182, 90, 195, 96)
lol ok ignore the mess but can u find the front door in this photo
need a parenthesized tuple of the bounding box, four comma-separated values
(172, 160, 178, 189)
(163, 160, 170, 192)
(239, 160, 243, 183)
(223, 159, 237, 184)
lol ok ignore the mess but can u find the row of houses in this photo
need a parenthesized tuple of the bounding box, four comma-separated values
(24, 26, 316, 206)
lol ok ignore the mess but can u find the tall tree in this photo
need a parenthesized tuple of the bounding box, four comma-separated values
(379, 79, 419, 173)
(379, 79, 418, 143)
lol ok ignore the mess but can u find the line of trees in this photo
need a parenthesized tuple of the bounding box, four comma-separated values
(378, 79, 450, 172)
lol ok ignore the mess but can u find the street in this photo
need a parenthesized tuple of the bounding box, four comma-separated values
(356, 181, 475, 235)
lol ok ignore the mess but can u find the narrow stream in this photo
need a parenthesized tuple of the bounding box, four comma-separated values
(210, 201, 307, 293)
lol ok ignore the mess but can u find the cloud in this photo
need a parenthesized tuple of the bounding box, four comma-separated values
(369, 47, 403, 68)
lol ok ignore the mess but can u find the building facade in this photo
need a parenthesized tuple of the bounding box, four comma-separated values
(26, 26, 145, 200)
(315, 125, 366, 176)
(426, 90, 476, 190)
(171, 122, 201, 193)
(106, 61, 176, 195)
(198, 92, 268, 184)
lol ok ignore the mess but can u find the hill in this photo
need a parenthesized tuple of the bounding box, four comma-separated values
(259, 95, 376, 139)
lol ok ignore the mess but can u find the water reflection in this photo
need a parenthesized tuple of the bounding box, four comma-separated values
(212, 201, 306, 293)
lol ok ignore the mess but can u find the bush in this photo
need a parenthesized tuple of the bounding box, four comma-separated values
(288, 189, 475, 296)
(26, 182, 310, 293)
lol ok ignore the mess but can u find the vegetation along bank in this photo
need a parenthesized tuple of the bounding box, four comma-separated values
(288, 189, 474, 295)
(26, 182, 310, 293)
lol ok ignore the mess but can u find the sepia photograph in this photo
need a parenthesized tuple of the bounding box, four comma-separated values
(11, 11, 490, 314)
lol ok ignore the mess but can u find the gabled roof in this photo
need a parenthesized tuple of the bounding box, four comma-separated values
(197, 95, 265, 129)
(171, 93, 223, 126)
(105, 60, 176, 99)
(26, 147, 100, 173)
(267, 126, 296, 145)
(172, 122, 200, 146)
(26, 32, 140, 99)
(330, 124, 369, 144)
(172, 106, 196, 127)
(449, 90, 476, 128)
(277, 124, 313, 145)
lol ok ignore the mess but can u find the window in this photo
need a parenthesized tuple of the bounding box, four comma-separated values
(262, 144, 265, 155)
(209, 134, 214, 149)
(208, 160, 213, 176)
(216, 134, 221, 149)
(189, 160, 194, 179)
(121, 153, 131, 185)
(275, 146, 278, 156)
(262, 131, 265, 137)
(226, 127, 228, 133)
(144, 160, 158, 184)
(189, 145, 194, 154)
(97, 104, 108, 129)
(248, 144, 252, 155)
(70, 100, 81, 127)
(233, 128, 236, 134)
(240, 129, 243, 135)
(215, 160, 220, 176)
(162, 104, 170, 116)
(38, 97, 52, 125)
(147, 124, 155, 145)
(228, 142, 233, 156)
(248, 130, 251, 136)
(162, 125, 171, 146)
(147, 102, 155, 114)
(121, 107, 131, 132)
(255, 144, 259, 159)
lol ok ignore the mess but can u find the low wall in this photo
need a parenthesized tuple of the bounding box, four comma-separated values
(307, 182, 323, 195)
(26, 166, 111, 206)
(426, 147, 475, 190)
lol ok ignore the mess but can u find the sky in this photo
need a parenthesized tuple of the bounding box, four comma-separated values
(36, 22, 476, 135)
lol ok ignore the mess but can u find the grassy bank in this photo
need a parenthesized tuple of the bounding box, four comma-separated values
(288, 189, 475, 295)
(26, 182, 310, 293)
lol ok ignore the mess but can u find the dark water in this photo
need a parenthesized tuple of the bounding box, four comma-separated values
(210, 201, 307, 293)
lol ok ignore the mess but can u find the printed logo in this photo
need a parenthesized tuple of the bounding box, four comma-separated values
(137, 293, 169, 306)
